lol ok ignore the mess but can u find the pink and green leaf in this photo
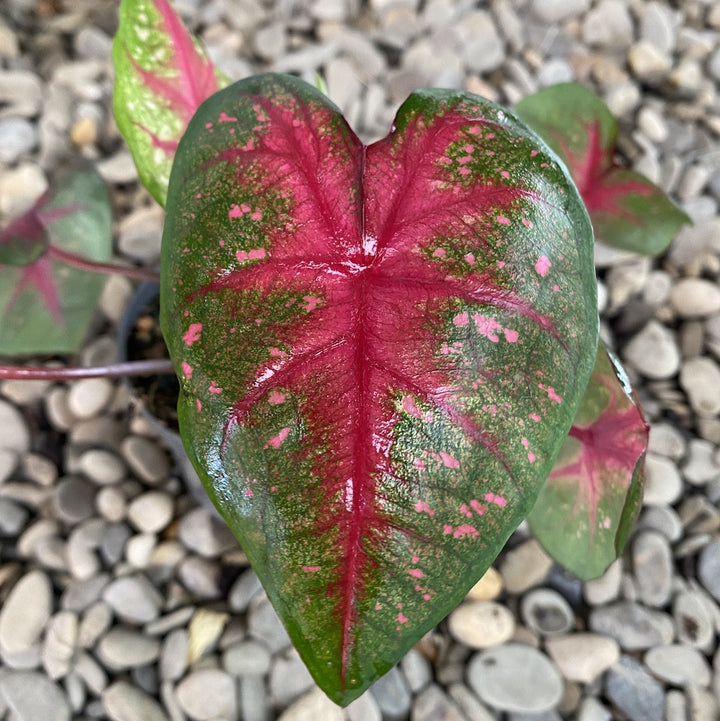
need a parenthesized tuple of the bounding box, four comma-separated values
(161, 74, 598, 704)
(0, 166, 112, 354)
(112, 0, 229, 205)
(515, 83, 689, 256)
(529, 344, 648, 580)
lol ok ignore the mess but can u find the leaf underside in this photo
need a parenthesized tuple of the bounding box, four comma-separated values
(0, 166, 112, 355)
(112, 0, 228, 205)
(515, 83, 689, 256)
(529, 344, 648, 580)
(161, 73, 598, 704)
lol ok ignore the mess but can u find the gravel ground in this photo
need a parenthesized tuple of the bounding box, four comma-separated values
(1, 1, 720, 720)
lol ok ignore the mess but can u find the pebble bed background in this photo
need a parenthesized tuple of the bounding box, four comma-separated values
(1, 0, 720, 720)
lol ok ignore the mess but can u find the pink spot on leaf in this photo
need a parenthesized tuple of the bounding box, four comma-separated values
(496, 215, 511, 225)
(268, 391, 286, 405)
(183, 323, 202, 347)
(535, 255, 551, 277)
(409, 569, 424, 579)
(181, 361, 193, 379)
(265, 427, 291, 449)
(454, 525, 479, 538)
(485, 492, 507, 507)
(302, 565, 321, 573)
(218, 112, 237, 122)
(504, 328, 519, 343)
(453, 312, 469, 327)
(209, 381, 222, 395)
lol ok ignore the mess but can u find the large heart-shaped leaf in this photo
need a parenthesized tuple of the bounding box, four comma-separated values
(529, 344, 648, 580)
(161, 73, 598, 704)
(112, 0, 229, 205)
(0, 166, 111, 355)
(515, 83, 689, 256)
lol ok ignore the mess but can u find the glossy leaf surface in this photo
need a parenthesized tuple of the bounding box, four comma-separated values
(515, 83, 689, 256)
(0, 167, 111, 354)
(112, 0, 229, 205)
(529, 344, 648, 580)
(161, 74, 598, 704)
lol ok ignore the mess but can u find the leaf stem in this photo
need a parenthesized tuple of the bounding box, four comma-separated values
(47, 246, 161, 283)
(0, 359, 175, 381)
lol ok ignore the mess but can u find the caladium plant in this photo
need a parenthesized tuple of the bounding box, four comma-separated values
(0, 0, 687, 707)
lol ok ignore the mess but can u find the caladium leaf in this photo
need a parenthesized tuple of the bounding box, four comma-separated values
(0, 199, 50, 266)
(515, 83, 689, 256)
(0, 166, 112, 355)
(529, 344, 648, 581)
(112, 0, 229, 205)
(161, 73, 598, 704)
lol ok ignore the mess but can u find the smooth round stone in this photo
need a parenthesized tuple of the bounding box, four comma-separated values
(643, 454, 683, 506)
(0, 399, 30, 452)
(127, 491, 174, 534)
(605, 655, 664, 721)
(125, 533, 157, 568)
(102, 574, 162, 624)
(95, 486, 127, 522)
(121, 435, 170, 484)
(228, 569, 263, 613)
(589, 602, 674, 650)
(177, 556, 221, 599)
(52, 476, 97, 524)
(698, 541, 720, 601)
(412, 684, 467, 721)
(400, 647, 432, 693)
(670, 278, 720, 318)
(23, 453, 58, 487)
(370, 665, 412, 721)
(520, 588, 574, 636)
(159, 629, 188, 682)
(102, 681, 169, 721)
(0, 570, 53, 656)
(41, 611, 78, 680)
(0, 117, 37, 163)
(638, 506, 684, 542)
(178, 507, 237, 557)
(623, 321, 680, 380)
(0, 447, 18, 484)
(0, 162, 47, 216)
(78, 601, 113, 649)
(240, 673, 272, 721)
(648, 423, 686, 460)
(632, 531, 672, 607)
(175, 669, 237, 721)
(269, 651, 315, 707)
(680, 358, 720, 417)
(673, 592, 714, 648)
(222, 639, 271, 676)
(448, 601, 515, 648)
(645, 644, 711, 687)
(465, 567, 503, 601)
(0, 671, 71, 721)
(0, 497, 29, 535)
(97, 627, 161, 670)
(78, 449, 126, 485)
(499, 539, 553, 594)
(467, 644, 563, 713)
(67, 378, 114, 420)
(345, 689, 382, 721)
(276, 688, 344, 721)
(545, 634, 620, 683)
(683, 440, 718, 485)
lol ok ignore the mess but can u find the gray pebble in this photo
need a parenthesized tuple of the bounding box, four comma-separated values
(683, 440, 718, 485)
(577, 697, 613, 721)
(175, 668, 237, 721)
(400, 647, 432, 693)
(240, 673, 271, 721)
(67, 378, 114, 420)
(0, 670, 71, 721)
(640, 1, 677, 54)
(102, 574, 162, 624)
(370, 665, 412, 721)
(41, 611, 78, 680)
(671, 279, 720, 318)
(177, 556, 221, 599)
(117, 206, 164, 263)
(102, 680, 169, 721)
(582, 0, 633, 49)
(276, 688, 343, 721)
(530, 0, 589, 23)
(499, 539, 553, 594)
(223, 639, 271, 677)
(0, 117, 37, 163)
(346, 690, 383, 721)
(628, 41, 672, 83)
(673, 591, 715, 648)
(412, 684, 466, 721)
(520, 588, 574, 636)
(623, 321, 680, 380)
(253, 22, 287, 62)
(178, 507, 237, 557)
(0, 399, 30, 452)
(121, 435, 170, 485)
(458, 11, 504, 74)
(0, 447, 17, 484)
(0, 70, 43, 119)
(545, 634, 620, 684)
(127, 491, 174, 534)
(605, 655, 664, 721)
(248, 598, 290, 654)
(648, 423, 686, 460)
(645, 644, 711, 687)
(589, 602, 674, 649)
(643, 454, 683, 506)
(447, 683, 496, 721)
(0, 497, 29, 535)
(78, 601, 113, 649)
(686, 684, 719, 721)
(468, 643, 563, 713)
(52, 477, 96, 524)
(638, 506, 684, 542)
(97, 627, 161, 670)
(100, 523, 132, 565)
(448, 601, 515, 648)
(270, 650, 315, 707)
(0, 570, 52, 657)
(144, 606, 195, 636)
(632, 531, 673, 607)
(159, 628, 188, 682)
(681, 358, 720, 417)
(79, 449, 126, 486)
(61, 573, 110, 612)
(698, 541, 720, 601)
